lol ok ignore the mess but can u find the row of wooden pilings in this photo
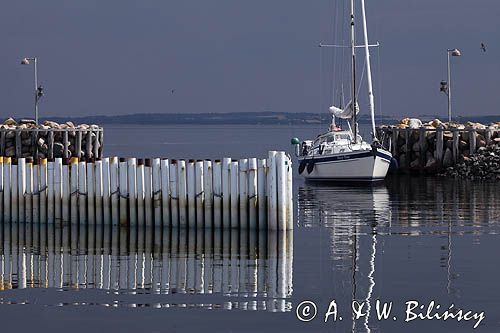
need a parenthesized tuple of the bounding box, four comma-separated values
(376, 126, 500, 172)
(0, 152, 293, 231)
(0, 127, 104, 160)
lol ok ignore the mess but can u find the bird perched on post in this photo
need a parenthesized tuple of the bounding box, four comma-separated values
(481, 43, 487, 52)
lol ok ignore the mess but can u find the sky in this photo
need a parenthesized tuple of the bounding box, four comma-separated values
(0, 0, 498, 119)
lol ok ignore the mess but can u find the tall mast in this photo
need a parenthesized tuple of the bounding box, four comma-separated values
(350, 0, 357, 144)
(360, 0, 377, 141)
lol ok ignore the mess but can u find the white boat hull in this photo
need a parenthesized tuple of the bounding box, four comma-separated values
(298, 148, 391, 182)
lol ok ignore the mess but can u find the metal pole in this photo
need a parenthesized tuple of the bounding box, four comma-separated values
(360, 0, 377, 140)
(34, 57, 39, 125)
(447, 51, 451, 123)
(351, 0, 357, 144)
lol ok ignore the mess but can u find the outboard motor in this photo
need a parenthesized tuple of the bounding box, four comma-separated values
(301, 140, 313, 157)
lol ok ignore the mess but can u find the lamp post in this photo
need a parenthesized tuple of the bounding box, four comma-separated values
(442, 48, 461, 123)
(21, 57, 43, 125)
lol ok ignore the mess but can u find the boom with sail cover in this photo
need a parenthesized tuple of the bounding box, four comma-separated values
(329, 101, 359, 119)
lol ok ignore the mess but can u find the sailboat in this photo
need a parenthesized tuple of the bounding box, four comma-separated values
(292, 0, 392, 182)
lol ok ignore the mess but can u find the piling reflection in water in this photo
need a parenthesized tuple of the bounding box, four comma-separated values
(385, 176, 500, 231)
(0, 224, 293, 311)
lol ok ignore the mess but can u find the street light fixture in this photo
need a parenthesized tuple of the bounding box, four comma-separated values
(441, 48, 461, 123)
(20, 56, 43, 125)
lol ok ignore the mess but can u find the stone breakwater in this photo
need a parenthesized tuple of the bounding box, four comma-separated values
(0, 117, 103, 160)
(376, 118, 500, 173)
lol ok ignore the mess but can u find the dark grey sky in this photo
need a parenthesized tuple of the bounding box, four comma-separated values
(0, 0, 498, 119)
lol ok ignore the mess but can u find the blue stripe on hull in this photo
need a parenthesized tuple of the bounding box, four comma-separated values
(305, 177, 386, 183)
(376, 151, 392, 162)
(300, 149, 392, 164)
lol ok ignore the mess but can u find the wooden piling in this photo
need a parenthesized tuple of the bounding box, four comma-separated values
(286, 156, 293, 230)
(248, 158, 258, 230)
(267, 151, 278, 230)
(76, 130, 82, 159)
(469, 129, 477, 156)
(15, 130, 22, 158)
(128, 158, 137, 227)
(3, 158, 11, 223)
(195, 160, 204, 229)
(86, 131, 92, 160)
(94, 160, 103, 225)
(221, 157, 231, 229)
(230, 160, 239, 229)
(119, 158, 128, 226)
(70, 158, 79, 225)
(110, 157, 119, 226)
(239, 159, 248, 229)
(419, 127, 426, 168)
(144, 159, 153, 228)
(257, 159, 267, 229)
(436, 127, 444, 168)
(25, 158, 33, 225)
(391, 129, 399, 156)
(203, 160, 213, 229)
(452, 130, 459, 164)
(87, 160, 96, 226)
(0, 132, 5, 156)
(276, 152, 286, 231)
(39, 159, 48, 225)
(178, 160, 188, 227)
(137, 159, 145, 227)
(78, 161, 87, 226)
(404, 128, 410, 170)
(102, 157, 111, 225)
(18, 158, 26, 223)
(63, 131, 69, 158)
(62, 161, 70, 225)
(212, 160, 222, 229)
(160, 159, 170, 227)
(53, 158, 63, 224)
(169, 160, 179, 228)
(32, 161, 39, 224)
(187, 160, 196, 228)
(47, 160, 55, 223)
(48, 131, 54, 160)
(152, 158, 162, 226)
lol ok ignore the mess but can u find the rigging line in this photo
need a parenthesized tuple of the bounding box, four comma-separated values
(340, 0, 346, 108)
(331, 0, 339, 106)
(377, 43, 383, 117)
(356, 56, 367, 100)
(319, 44, 323, 131)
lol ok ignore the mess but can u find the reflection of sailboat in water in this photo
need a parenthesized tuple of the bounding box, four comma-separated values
(298, 184, 390, 332)
(0, 223, 293, 312)
(350, 218, 379, 333)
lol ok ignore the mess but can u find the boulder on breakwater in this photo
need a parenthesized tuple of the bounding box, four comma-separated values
(0, 117, 103, 160)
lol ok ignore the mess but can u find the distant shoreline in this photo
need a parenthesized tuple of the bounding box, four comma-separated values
(44, 112, 497, 126)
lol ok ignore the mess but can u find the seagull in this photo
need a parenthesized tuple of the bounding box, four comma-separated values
(481, 43, 486, 52)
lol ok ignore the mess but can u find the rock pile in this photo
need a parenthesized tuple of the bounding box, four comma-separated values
(0, 117, 103, 159)
(441, 140, 500, 180)
(377, 118, 500, 173)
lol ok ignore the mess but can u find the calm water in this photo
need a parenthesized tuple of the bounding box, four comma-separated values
(0, 125, 499, 332)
